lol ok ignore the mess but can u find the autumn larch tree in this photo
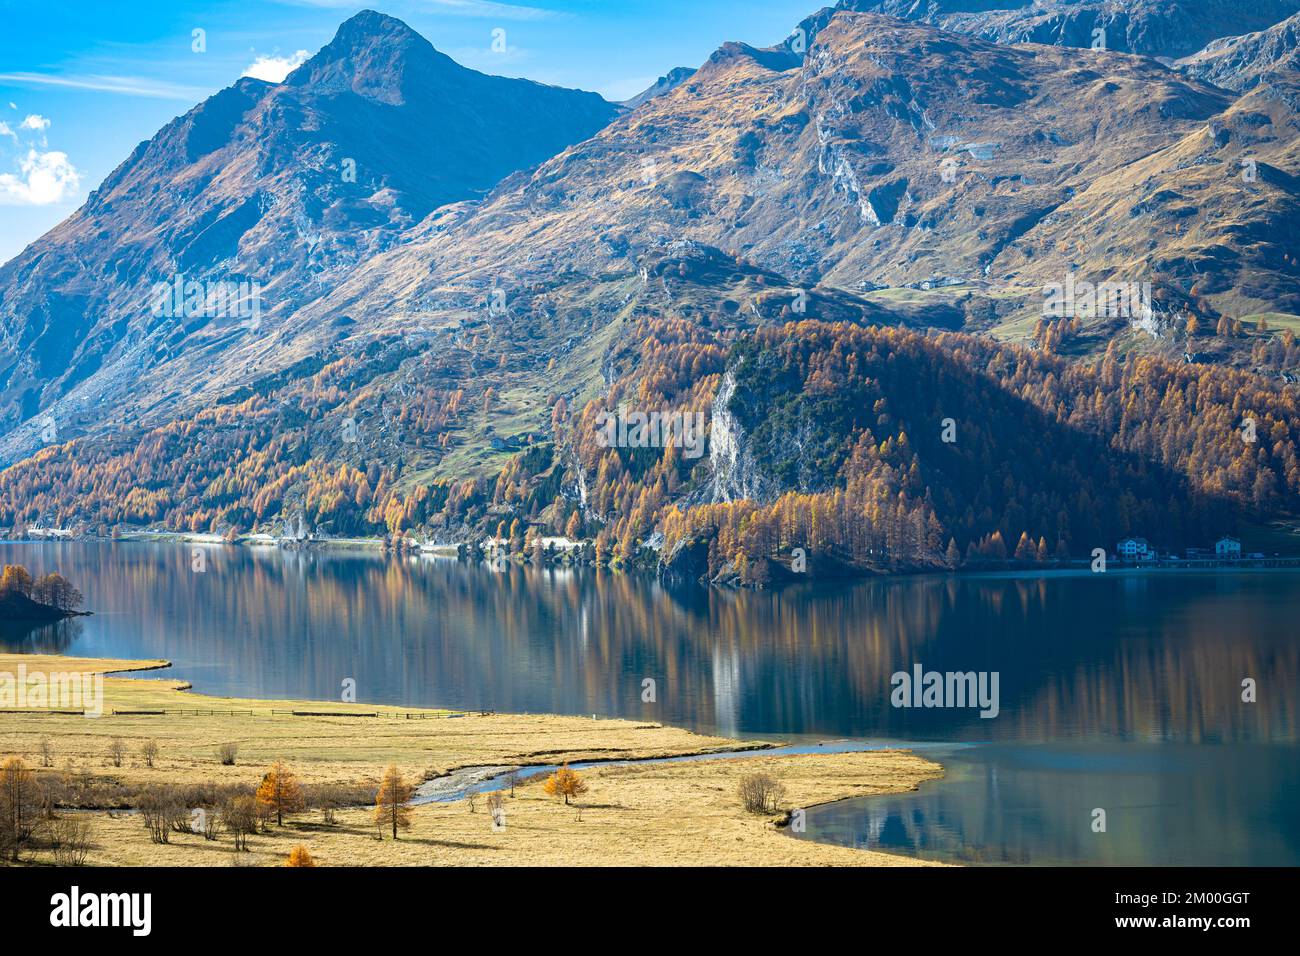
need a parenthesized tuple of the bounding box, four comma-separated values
(0, 565, 33, 598)
(0, 756, 42, 861)
(374, 764, 413, 840)
(256, 761, 305, 826)
(285, 845, 316, 867)
(543, 763, 589, 805)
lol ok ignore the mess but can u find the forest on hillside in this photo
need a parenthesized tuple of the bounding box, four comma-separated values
(1, 318, 1297, 584)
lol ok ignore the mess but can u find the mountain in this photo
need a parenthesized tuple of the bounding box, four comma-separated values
(624, 67, 697, 109)
(0, 6, 1298, 570)
(281, 11, 1300, 363)
(1179, 12, 1300, 91)
(0, 9, 616, 464)
(823, 1, 1300, 60)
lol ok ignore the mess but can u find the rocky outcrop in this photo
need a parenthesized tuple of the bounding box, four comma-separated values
(707, 372, 778, 505)
(831, 1, 1300, 60)
(657, 533, 711, 586)
(1179, 13, 1300, 92)
(624, 67, 696, 109)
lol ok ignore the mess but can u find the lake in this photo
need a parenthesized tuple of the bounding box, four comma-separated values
(2, 540, 1296, 865)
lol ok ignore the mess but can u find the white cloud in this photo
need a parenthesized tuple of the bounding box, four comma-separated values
(241, 50, 310, 83)
(0, 149, 81, 205)
(21, 114, 50, 131)
(424, 0, 560, 19)
(0, 72, 210, 102)
(0, 122, 15, 141)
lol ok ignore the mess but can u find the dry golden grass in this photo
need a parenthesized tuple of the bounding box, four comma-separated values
(61, 750, 944, 867)
(0, 653, 748, 789)
(0, 654, 945, 866)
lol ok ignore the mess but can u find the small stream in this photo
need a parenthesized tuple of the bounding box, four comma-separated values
(411, 738, 945, 805)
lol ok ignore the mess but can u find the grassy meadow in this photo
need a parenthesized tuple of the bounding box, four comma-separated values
(0, 654, 944, 866)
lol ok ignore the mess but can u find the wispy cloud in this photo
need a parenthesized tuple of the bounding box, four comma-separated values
(0, 149, 81, 205)
(278, 0, 563, 21)
(422, 0, 562, 20)
(0, 72, 212, 102)
(242, 50, 310, 83)
(20, 114, 50, 131)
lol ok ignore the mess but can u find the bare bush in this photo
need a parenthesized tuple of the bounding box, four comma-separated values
(139, 740, 159, 768)
(215, 742, 239, 766)
(219, 794, 258, 851)
(107, 738, 125, 768)
(486, 790, 505, 828)
(38, 738, 52, 768)
(137, 786, 184, 844)
(168, 799, 194, 835)
(49, 816, 93, 866)
(304, 782, 370, 825)
(737, 773, 786, 814)
(53, 770, 135, 810)
(175, 783, 248, 841)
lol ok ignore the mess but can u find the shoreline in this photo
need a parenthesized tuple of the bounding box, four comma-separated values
(0, 652, 945, 866)
(8, 534, 1300, 583)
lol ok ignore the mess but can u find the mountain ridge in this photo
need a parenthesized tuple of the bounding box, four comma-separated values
(1, 4, 1299, 575)
(0, 9, 617, 464)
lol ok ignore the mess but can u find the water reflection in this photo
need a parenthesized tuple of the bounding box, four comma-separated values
(801, 742, 1300, 866)
(0, 542, 1292, 743)
(3, 541, 1296, 864)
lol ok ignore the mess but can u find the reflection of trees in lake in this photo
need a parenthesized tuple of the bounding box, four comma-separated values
(0, 542, 1293, 743)
(0, 616, 83, 654)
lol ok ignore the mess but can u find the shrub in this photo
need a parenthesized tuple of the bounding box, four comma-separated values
(285, 845, 316, 867)
(219, 795, 259, 851)
(738, 773, 786, 814)
(137, 786, 184, 844)
(49, 816, 93, 865)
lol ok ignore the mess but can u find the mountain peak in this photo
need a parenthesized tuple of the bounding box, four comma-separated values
(286, 8, 456, 103)
(624, 66, 695, 109)
(332, 9, 426, 48)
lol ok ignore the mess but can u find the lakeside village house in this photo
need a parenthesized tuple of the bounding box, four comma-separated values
(1115, 536, 1243, 563)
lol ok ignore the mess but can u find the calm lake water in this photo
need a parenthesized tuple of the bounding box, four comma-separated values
(2, 541, 1296, 865)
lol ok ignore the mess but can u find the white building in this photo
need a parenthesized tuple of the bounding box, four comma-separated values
(1116, 537, 1153, 561)
(1215, 536, 1241, 559)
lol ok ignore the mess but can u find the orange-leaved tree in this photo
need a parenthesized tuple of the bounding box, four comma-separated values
(374, 764, 413, 840)
(255, 762, 305, 826)
(543, 763, 589, 805)
(285, 845, 316, 867)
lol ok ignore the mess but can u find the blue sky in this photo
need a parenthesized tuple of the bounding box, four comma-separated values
(0, 0, 817, 264)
